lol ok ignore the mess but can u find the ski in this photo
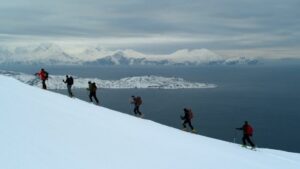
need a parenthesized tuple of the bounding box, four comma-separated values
(241, 145, 257, 151)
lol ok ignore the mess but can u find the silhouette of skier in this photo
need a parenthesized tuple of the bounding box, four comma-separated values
(87, 81, 99, 104)
(236, 121, 256, 148)
(181, 108, 196, 133)
(131, 95, 143, 117)
(63, 75, 74, 97)
(35, 68, 48, 89)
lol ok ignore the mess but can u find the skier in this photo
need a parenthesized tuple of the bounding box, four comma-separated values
(236, 121, 256, 149)
(87, 81, 99, 104)
(180, 108, 196, 133)
(131, 95, 143, 117)
(63, 75, 74, 97)
(35, 68, 48, 89)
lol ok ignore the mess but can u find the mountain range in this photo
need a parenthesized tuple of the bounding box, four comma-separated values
(0, 43, 258, 66)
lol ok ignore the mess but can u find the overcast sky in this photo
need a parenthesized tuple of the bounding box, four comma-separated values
(0, 0, 299, 57)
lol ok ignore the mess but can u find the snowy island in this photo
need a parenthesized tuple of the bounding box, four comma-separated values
(0, 70, 216, 89)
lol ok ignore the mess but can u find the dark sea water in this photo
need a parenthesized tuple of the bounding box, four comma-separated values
(2, 65, 300, 153)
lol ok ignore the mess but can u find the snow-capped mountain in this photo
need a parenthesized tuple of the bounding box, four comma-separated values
(82, 48, 259, 66)
(0, 70, 216, 89)
(0, 75, 300, 169)
(0, 43, 259, 66)
(0, 43, 78, 65)
(83, 51, 148, 66)
(0, 46, 12, 63)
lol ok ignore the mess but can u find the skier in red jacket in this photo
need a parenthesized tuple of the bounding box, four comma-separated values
(35, 68, 48, 89)
(236, 121, 255, 148)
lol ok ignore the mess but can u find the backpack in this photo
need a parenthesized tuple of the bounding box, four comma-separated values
(136, 96, 142, 105)
(245, 125, 253, 136)
(69, 77, 74, 85)
(44, 71, 49, 80)
(92, 83, 97, 91)
(187, 109, 193, 120)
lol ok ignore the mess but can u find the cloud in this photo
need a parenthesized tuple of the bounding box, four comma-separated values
(0, 0, 299, 58)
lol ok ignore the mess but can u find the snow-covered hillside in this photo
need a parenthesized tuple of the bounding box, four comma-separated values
(0, 75, 300, 169)
(0, 70, 216, 89)
(0, 43, 258, 65)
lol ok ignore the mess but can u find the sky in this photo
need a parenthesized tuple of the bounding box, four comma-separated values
(0, 0, 300, 58)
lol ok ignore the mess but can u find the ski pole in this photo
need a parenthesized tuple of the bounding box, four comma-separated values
(129, 98, 132, 114)
(233, 129, 237, 143)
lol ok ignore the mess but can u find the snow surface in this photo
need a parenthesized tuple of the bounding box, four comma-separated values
(0, 70, 216, 89)
(0, 75, 300, 169)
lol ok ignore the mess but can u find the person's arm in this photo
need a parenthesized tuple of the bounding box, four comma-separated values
(236, 127, 243, 130)
(131, 99, 135, 104)
(181, 113, 187, 120)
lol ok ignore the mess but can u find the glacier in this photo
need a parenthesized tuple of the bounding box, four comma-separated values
(0, 70, 216, 89)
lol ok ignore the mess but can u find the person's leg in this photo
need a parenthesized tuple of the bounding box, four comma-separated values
(136, 106, 142, 115)
(187, 120, 194, 130)
(133, 105, 138, 115)
(242, 135, 247, 146)
(182, 120, 187, 129)
(246, 136, 255, 147)
(42, 80, 46, 89)
(67, 85, 72, 97)
(89, 92, 93, 102)
(93, 93, 99, 104)
(70, 87, 73, 97)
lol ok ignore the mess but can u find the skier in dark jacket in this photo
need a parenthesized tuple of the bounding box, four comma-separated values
(35, 68, 48, 89)
(236, 121, 255, 148)
(181, 108, 196, 133)
(63, 75, 74, 97)
(87, 81, 99, 104)
(131, 95, 143, 117)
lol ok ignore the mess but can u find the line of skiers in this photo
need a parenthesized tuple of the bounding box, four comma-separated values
(35, 68, 100, 104)
(35, 68, 255, 149)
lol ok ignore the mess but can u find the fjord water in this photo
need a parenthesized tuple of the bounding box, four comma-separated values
(2, 65, 300, 152)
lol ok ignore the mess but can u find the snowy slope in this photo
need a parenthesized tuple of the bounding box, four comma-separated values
(0, 75, 300, 169)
